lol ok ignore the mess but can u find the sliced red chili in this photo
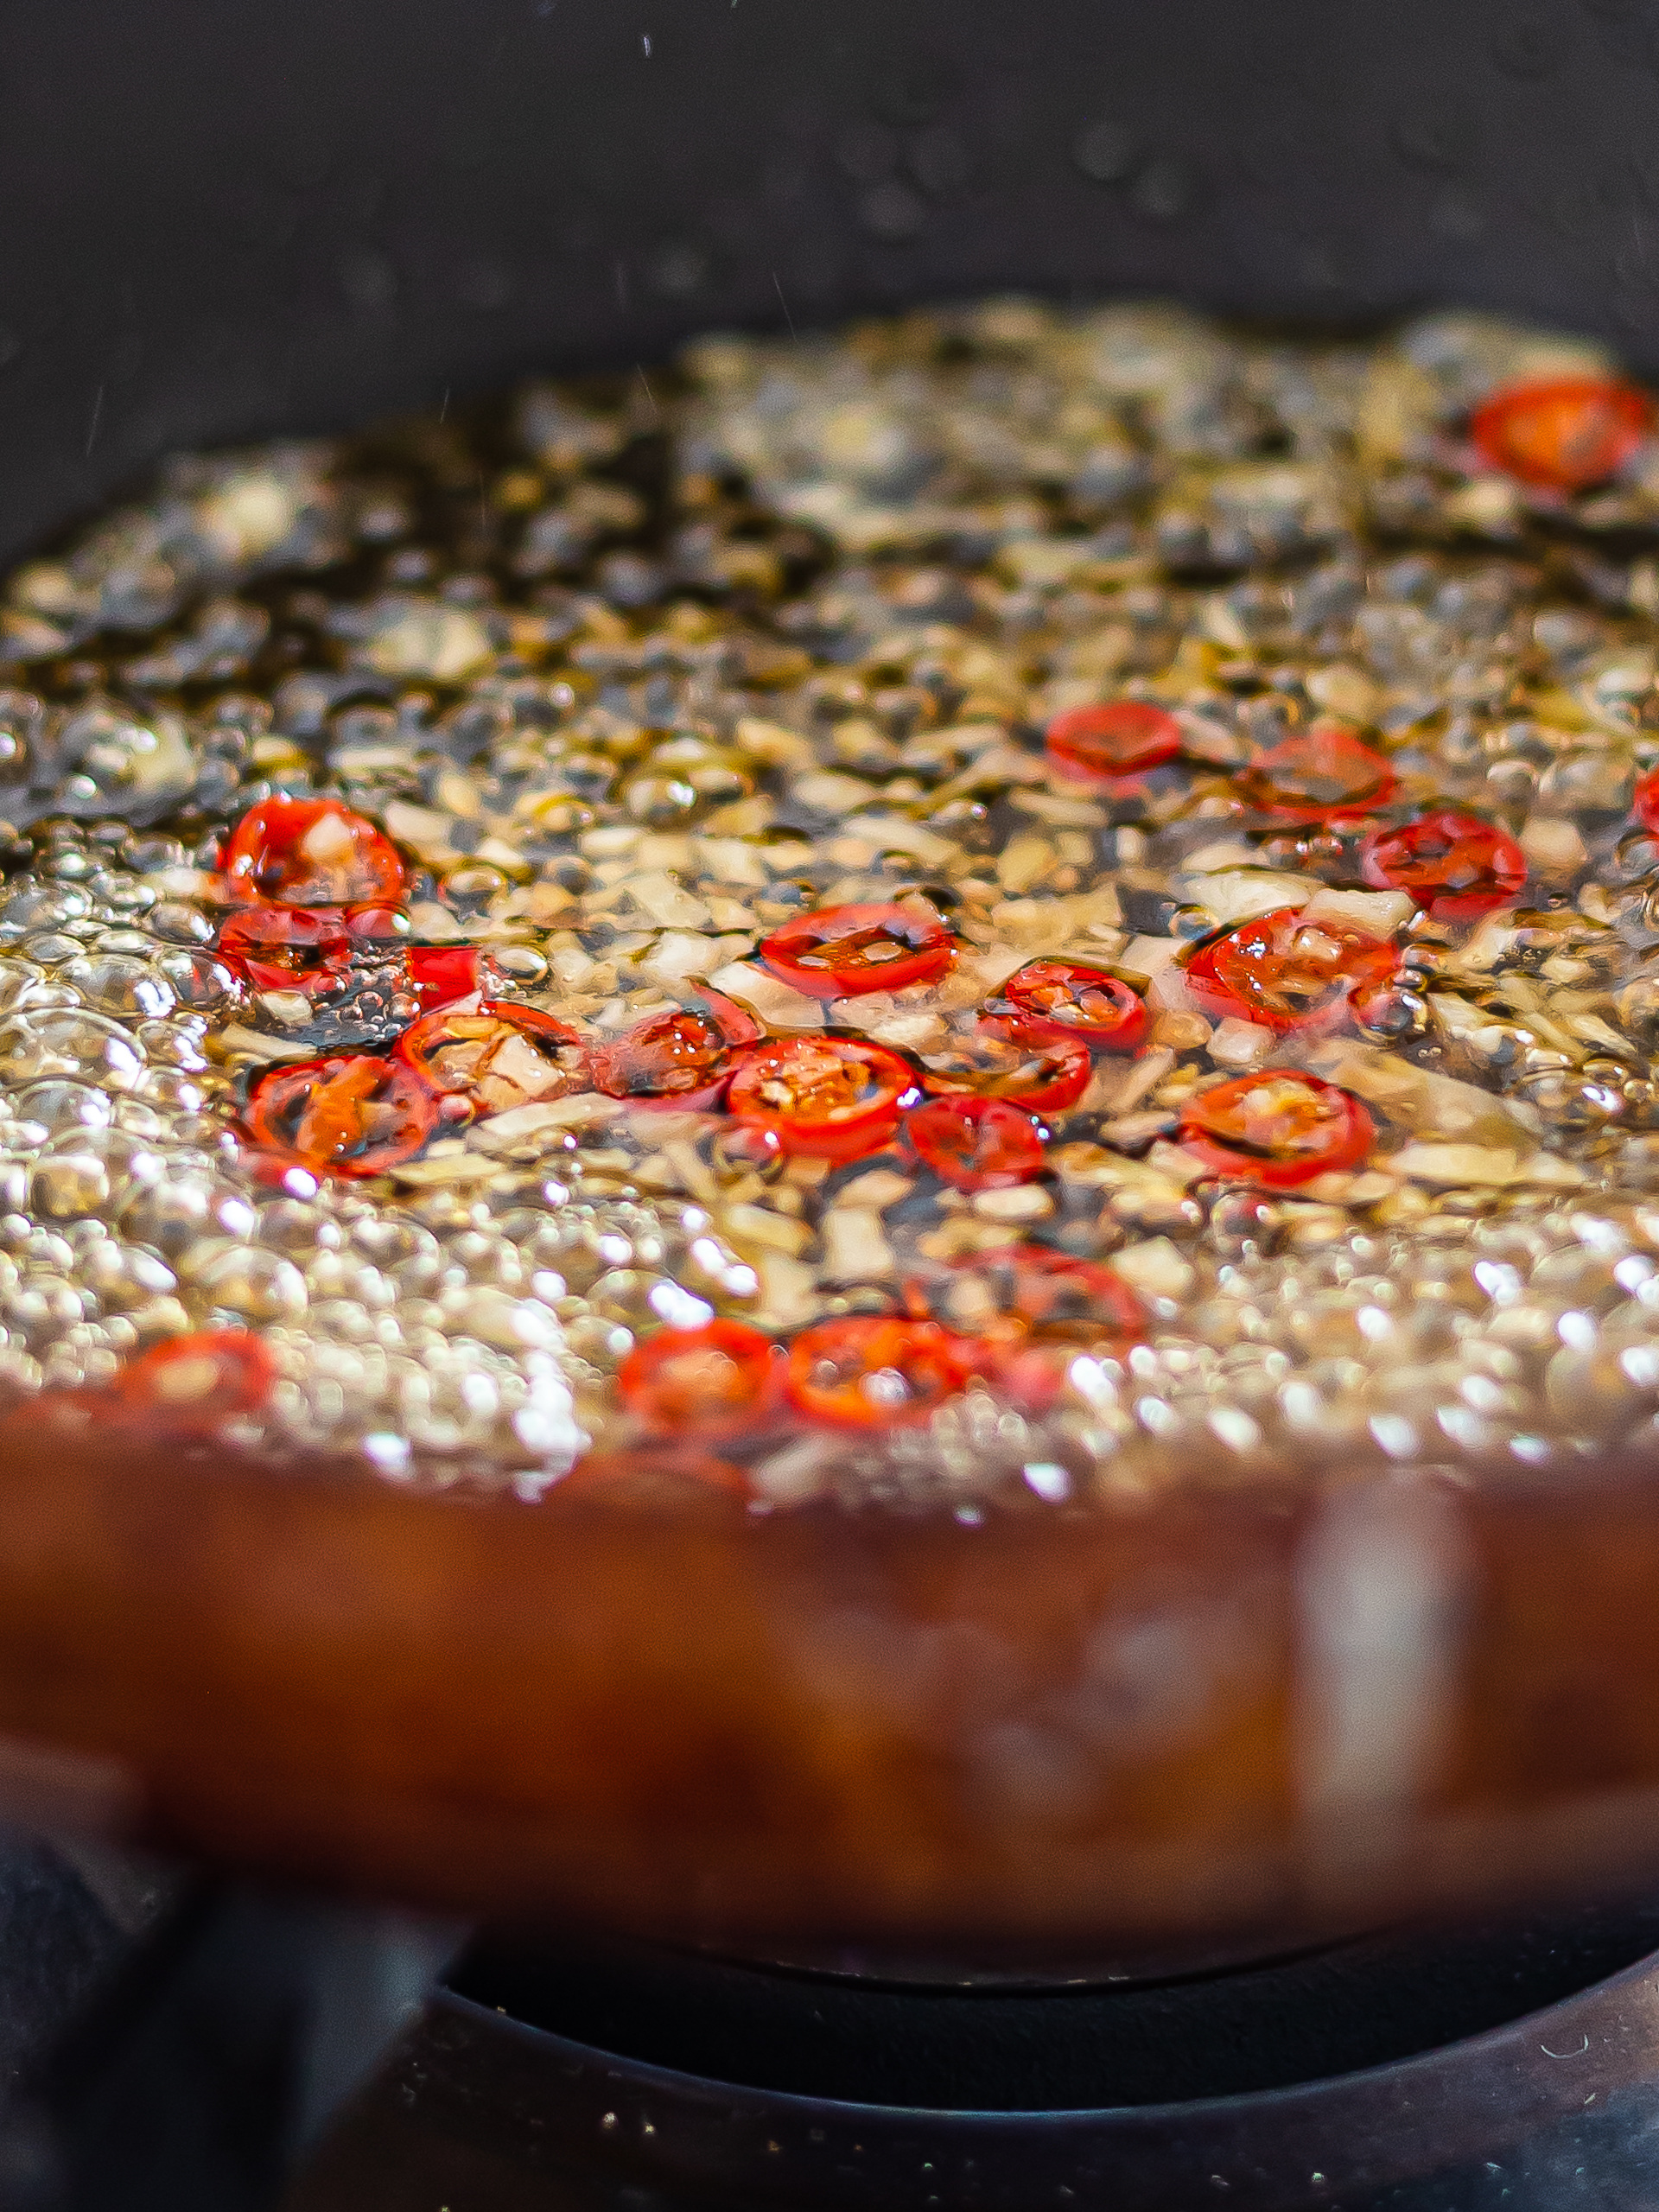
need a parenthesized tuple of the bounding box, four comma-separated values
(116, 1330, 278, 1433)
(906, 1244, 1147, 1351)
(1046, 700, 1183, 784)
(1002, 961, 1148, 1053)
(1184, 906, 1398, 1034)
(1178, 1069, 1373, 1187)
(918, 1017, 1091, 1116)
(217, 906, 353, 996)
(618, 1319, 781, 1440)
(395, 1000, 588, 1118)
(405, 944, 481, 1012)
(221, 796, 408, 908)
(785, 1315, 976, 1429)
(727, 1035, 918, 1160)
(1238, 728, 1396, 822)
(759, 901, 954, 998)
(1360, 810, 1527, 920)
(905, 1093, 1047, 1190)
(1470, 377, 1650, 493)
(589, 990, 760, 1109)
(245, 1052, 441, 1178)
(28, 1327, 282, 1445)
(1634, 768, 1659, 838)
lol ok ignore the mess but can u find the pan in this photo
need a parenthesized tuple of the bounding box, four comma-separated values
(2, 0, 1659, 1961)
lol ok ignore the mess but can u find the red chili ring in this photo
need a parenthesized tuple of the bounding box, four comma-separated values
(918, 1017, 1092, 1116)
(217, 906, 353, 996)
(220, 795, 408, 908)
(1046, 700, 1183, 785)
(1359, 810, 1527, 921)
(589, 991, 760, 1110)
(244, 1052, 442, 1178)
(115, 1329, 279, 1433)
(759, 902, 955, 999)
(904, 1093, 1048, 1191)
(617, 1319, 781, 1440)
(1470, 377, 1651, 493)
(784, 1315, 976, 1430)
(1633, 768, 1659, 840)
(1237, 728, 1396, 823)
(1177, 1069, 1374, 1188)
(394, 1000, 589, 1119)
(1001, 961, 1148, 1054)
(1183, 906, 1398, 1035)
(727, 1034, 919, 1160)
(404, 944, 482, 1011)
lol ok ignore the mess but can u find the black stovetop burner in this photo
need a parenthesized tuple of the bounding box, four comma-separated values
(4, 1839, 1659, 2212)
(291, 1910, 1659, 2211)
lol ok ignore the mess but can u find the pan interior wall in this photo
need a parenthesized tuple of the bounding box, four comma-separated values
(4, 0, 1659, 564)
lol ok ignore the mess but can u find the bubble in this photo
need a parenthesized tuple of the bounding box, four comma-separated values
(0, 1344, 41, 1395)
(443, 1230, 525, 1288)
(0, 885, 91, 937)
(0, 959, 46, 1013)
(147, 900, 214, 947)
(347, 1215, 436, 1270)
(53, 702, 196, 821)
(40, 1328, 125, 1391)
(257, 1198, 337, 1254)
(12, 1229, 69, 1274)
(490, 944, 549, 987)
(134, 1067, 208, 1116)
(21, 934, 86, 966)
(182, 1243, 308, 1323)
(133, 1020, 209, 1071)
(60, 953, 177, 1020)
(447, 1286, 559, 1352)
(94, 874, 156, 917)
(0, 1008, 147, 1091)
(120, 1169, 256, 1257)
(74, 1239, 178, 1309)
(111, 1096, 169, 1141)
(153, 949, 238, 1009)
(29, 1128, 166, 1220)
(4, 1274, 89, 1347)
(12, 1081, 114, 1135)
(437, 862, 507, 912)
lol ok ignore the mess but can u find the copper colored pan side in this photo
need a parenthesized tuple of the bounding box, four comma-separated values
(2, 1427, 1659, 1948)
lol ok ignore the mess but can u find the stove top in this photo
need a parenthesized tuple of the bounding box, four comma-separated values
(3, 1832, 1658, 2211)
(295, 1907, 1659, 2211)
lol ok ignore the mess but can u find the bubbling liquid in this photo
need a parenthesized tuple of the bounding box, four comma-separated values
(0, 303, 1657, 1516)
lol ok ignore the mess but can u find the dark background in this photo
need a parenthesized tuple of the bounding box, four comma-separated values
(2, 0, 1659, 563)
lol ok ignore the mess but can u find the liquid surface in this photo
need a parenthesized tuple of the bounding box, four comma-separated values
(2, 301, 1659, 1516)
